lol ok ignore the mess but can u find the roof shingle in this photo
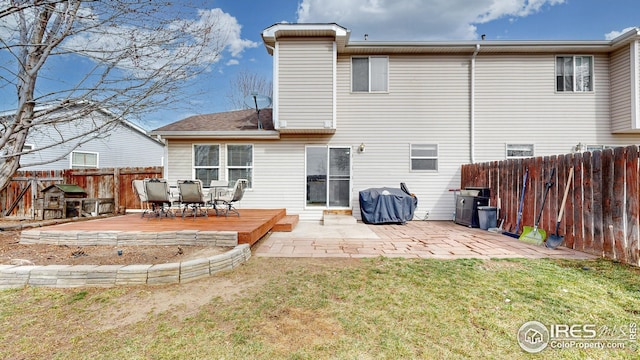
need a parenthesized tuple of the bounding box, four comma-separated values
(153, 108, 273, 132)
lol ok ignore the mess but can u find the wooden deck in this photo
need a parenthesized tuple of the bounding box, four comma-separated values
(40, 209, 291, 246)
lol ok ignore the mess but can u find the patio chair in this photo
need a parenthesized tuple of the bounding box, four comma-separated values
(177, 179, 207, 219)
(132, 180, 150, 217)
(214, 179, 248, 217)
(143, 178, 174, 218)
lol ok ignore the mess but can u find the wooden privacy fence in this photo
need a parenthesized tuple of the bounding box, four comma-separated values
(461, 145, 639, 267)
(0, 166, 163, 219)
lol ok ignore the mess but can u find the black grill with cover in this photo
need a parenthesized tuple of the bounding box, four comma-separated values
(359, 184, 417, 224)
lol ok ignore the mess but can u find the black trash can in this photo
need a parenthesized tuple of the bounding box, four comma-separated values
(477, 206, 498, 230)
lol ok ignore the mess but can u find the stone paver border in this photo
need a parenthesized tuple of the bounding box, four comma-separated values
(0, 229, 251, 289)
(19, 229, 239, 247)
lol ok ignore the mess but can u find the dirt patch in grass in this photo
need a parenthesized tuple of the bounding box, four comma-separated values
(258, 306, 345, 351)
(0, 219, 231, 266)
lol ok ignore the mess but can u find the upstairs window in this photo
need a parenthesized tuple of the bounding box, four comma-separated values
(410, 144, 438, 171)
(556, 56, 593, 92)
(352, 56, 388, 92)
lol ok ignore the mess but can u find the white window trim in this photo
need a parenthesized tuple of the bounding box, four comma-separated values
(505, 143, 535, 159)
(410, 143, 438, 172)
(70, 150, 99, 169)
(192, 144, 221, 187)
(226, 144, 253, 189)
(351, 56, 389, 93)
(585, 144, 620, 152)
(555, 55, 594, 93)
(22, 144, 34, 152)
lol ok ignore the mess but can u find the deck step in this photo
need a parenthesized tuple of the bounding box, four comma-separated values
(322, 214, 357, 226)
(272, 215, 299, 232)
(323, 209, 352, 216)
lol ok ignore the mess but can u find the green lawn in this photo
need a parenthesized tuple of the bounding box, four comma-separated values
(1, 257, 638, 359)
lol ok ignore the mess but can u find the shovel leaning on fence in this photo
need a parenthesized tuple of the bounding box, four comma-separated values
(519, 168, 555, 245)
(503, 169, 528, 239)
(546, 167, 573, 249)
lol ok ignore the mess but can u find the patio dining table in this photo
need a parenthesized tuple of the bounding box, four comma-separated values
(208, 180, 229, 216)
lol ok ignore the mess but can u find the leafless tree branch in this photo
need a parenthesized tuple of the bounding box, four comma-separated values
(0, 0, 229, 191)
(226, 69, 273, 110)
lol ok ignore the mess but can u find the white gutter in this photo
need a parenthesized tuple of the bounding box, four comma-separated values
(470, 44, 480, 164)
(270, 42, 279, 129)
(149, 131, 281, 139)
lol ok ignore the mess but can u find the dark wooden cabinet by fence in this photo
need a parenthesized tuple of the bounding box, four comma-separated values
(41, 184, 87, 219)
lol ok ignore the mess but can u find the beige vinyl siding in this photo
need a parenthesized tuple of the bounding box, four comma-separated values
(637, 40, 640, 129)
(164, 54, 475, 221)
(165, 41, 640, 222)
(165, 139, 325, 221)
(611, 44, 633, 132)
(331, 55, 472, 220)
(249, 139, 321, 221)
(166, 140, 213, 185)
(277, 39, 334, 130)
(474, 53, 615, 159)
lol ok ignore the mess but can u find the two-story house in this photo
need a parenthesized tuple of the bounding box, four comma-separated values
(151, 23, 640, 221)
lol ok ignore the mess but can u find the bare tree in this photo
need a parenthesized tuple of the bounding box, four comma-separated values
(0, 0, 235, 191)
(226, 69, 273, 110)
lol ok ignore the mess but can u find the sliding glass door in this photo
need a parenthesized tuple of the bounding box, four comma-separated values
(306, 146, 351, 207)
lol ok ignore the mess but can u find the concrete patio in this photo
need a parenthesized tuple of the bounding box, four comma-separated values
(255, 220, 598, 260)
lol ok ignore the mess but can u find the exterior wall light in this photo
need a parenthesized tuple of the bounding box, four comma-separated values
(358, 143, 365, 152)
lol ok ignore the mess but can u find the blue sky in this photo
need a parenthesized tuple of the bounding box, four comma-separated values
(1, 0, 638, 130)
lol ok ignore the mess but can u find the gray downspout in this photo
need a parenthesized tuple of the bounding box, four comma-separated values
(470, 44, 480, 164)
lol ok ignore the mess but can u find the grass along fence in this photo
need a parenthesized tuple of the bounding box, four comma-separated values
(461, 145, 640, 267)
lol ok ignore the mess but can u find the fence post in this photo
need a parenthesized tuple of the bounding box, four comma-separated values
(613, 147, 626, 263)
(626, 146, 639, 266)
(113, 168, 120, 213)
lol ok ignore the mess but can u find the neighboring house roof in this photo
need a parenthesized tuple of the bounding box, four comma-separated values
(0, 101, 165, 147)
(151, 108, 279, 139)
(262, 23, 640, 55)
(1, 101, 165, 170)
(93, 108, 165, 147)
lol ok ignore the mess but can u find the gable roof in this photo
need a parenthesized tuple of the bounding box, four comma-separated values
(151, 108, 279, 139)
(0, 101, 165, 147)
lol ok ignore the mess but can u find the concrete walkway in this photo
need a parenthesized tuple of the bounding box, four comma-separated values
(254, 220, 597, 260)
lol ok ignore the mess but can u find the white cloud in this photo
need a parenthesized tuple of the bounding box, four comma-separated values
(605, 27, 638, 40)
(26, 5, 256, 78)
(297, 0, 566, 40)
(226, 59, 240, 66)
(201, 9, 258, 57)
